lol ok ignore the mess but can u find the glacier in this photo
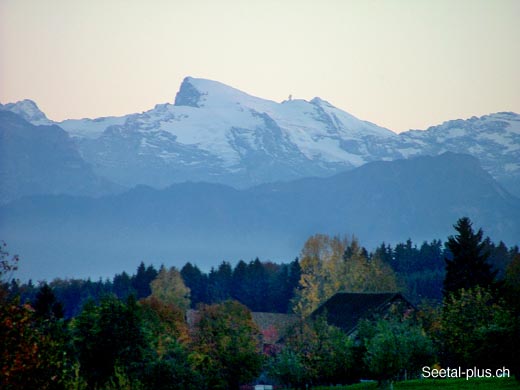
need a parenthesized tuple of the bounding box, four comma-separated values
(1, 77, 519, 196)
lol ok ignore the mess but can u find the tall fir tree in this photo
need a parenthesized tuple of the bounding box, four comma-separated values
(180, 262, 208, 307)
(207, 261, 233, 302)
(33, 283, 64, 320)
(131, 262, 158, 299)
(443, 217, 497, 299)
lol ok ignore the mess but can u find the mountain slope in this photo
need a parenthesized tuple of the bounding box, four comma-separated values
(57, 77, 396, 188)
(395, 112, 520, 196)
(1, 153, 518, 281)
(0, 111, 121, 203)
(0, 99, 53, 126)
(2, 77, 519, 195)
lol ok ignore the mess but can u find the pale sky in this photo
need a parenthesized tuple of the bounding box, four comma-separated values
(1, 0, 519, 132)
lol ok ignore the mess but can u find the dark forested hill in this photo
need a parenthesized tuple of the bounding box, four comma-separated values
(1, 152, 519, 280)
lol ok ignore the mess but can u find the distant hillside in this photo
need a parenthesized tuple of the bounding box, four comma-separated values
(1, 153, 518, 281)
(0, 111, 121, 203)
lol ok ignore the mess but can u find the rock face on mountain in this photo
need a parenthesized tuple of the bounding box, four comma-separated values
(2, 77, 519, 198)
(1, 153, 518, 281)
(58, 77, 397, 189)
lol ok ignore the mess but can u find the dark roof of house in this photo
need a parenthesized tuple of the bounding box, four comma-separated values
(311, 292, 412, 334)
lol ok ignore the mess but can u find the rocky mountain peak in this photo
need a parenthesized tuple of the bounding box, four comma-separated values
(0, 99, 52, 125)
(174, 77, 204, 107)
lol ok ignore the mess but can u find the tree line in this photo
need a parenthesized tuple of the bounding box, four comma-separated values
(7, 258, 302, 319)
(1, 217, 520, 389)
(7, 231, 517, 318)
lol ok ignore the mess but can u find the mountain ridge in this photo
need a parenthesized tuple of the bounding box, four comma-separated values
(0, 111, 122, 204)
(1, 152, 518, 281)
(1, 77, 519, 198)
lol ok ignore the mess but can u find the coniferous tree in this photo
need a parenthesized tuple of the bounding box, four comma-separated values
(180, 262, 208, 307)
(207, 261, 233, 302)
(374, 243, 393, 266)
(443, 217, 497, 299)
(231, 260, 249, 305)
(112, 271, 135, 300)
(419, 239, 444, 271)
(267, 262, 297, 313)
(393, 239, 416, 273)
(287, 258, 301, 297)
(132, 262, 158, 299)
(33, 283, 64, 320)
(247, 258, 270, 311)
(484, 239, 514, 279)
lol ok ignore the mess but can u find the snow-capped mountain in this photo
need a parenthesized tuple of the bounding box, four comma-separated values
(0, 99, 53, 126)
(2, 77, 519, 196)
(395, 113, 520, 195)
(54, 77, 398, 188)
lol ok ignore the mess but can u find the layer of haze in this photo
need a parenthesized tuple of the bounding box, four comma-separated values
(1, 0, 519, 132)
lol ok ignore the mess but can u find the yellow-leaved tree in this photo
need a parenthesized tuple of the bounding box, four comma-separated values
(292, 234, 399, 317)
(150, 266, 191, 311)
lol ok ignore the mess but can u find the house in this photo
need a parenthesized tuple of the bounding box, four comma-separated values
(311, 292, 415, 336)
(187, 293, 414, 345)
(186, 308, 298, 355)
(188, 294, 413, 388)
(251, 311, 298, 355)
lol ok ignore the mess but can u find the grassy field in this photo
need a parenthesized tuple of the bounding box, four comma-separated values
(311, 376, 519, 389)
